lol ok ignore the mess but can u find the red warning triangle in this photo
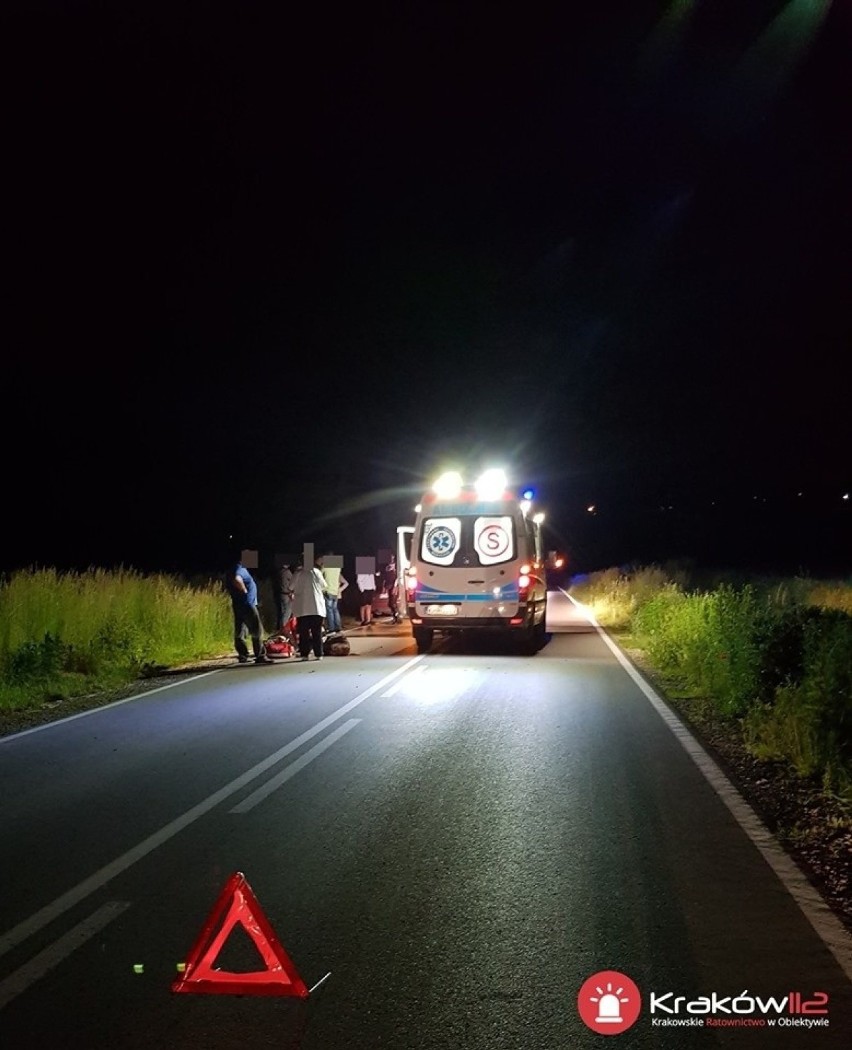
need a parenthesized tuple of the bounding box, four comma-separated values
(172, 871, 309, 998)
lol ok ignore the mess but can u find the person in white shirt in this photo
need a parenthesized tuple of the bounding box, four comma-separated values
(356, 569, 378, 626)
(291, 557, 328, 660)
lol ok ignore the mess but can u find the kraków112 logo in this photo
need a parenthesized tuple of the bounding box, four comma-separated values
(577, 970, 642, 1035)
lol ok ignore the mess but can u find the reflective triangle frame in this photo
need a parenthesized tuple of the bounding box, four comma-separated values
(172, 871, 309, 998)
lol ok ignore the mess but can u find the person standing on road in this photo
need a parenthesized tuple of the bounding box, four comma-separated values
(272, 561, 296, 632)
(226, 559, 273, 664)
(383, 554, 401, 624)
(356, 567, 378, 626)
(321, 557, 348, 634)
(292, 556, 328, 660)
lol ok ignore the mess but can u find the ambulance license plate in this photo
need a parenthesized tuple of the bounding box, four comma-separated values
(426, 604, 457, 616)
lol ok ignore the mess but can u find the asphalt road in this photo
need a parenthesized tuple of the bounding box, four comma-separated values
(1, 594, 850, 1048)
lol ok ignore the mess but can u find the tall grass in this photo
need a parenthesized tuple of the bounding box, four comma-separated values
(0, 568, 233, 712)
(569, 568, 852, 795)
(744, 611, 852, 790)
(568, 566, 676, 630)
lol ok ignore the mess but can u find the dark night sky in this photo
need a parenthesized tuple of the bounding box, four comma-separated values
(2, 1, 850, 577)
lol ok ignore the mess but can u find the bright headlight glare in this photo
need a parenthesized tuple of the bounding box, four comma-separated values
(432, 471, 463, 499)
(475, 468, 508, 500)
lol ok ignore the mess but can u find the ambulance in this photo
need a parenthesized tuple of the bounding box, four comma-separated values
(403, 469, 548, 654)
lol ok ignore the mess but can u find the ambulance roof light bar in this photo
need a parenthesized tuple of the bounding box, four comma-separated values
(431, 468, 516, 501)
(474, 468, 508, 500)
(432, 471, 463, 499)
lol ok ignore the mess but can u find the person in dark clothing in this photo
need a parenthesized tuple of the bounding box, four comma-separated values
(225, 560, 273, 664)
(271, 561, 295, 632)
(383, 555, 401, 623)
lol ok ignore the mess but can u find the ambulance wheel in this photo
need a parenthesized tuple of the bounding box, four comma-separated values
(414, 627, 433, 654)
(521, 621, 539, 655)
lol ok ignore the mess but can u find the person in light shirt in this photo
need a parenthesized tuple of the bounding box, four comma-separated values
(321, 558, 348, 634)
(291, 556, 328, 660)
(356, 568, 378, 626)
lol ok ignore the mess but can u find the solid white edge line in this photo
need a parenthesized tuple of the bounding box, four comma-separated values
(0, 900, 130, 1011)
(230, 720, 361, 813)
(561, 588, 852, 981)
(0, 655, 424, 960)
(0, 673, 219, 744)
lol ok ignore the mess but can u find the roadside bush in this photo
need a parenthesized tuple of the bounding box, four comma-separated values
(630, 583, 690, 669)
(94, 617, 152, 669)
(744, 610, 852, 792)
(744, 685, 823, 781)
(699, 585, 762, 716)
(5, 632, 65, 683)
(570, 566, 675, 629)
(750, 604, 827, 702)
(629, 584, 757, 714)
(802, 611, 852, 780)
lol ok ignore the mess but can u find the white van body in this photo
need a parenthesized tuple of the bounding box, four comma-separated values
(405, 488, 547, 654)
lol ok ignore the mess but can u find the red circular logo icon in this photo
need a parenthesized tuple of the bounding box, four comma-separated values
(577, 970, 642, 1035)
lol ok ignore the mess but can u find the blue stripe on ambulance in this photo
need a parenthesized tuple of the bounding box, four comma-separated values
(415, 586, 520, 602)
